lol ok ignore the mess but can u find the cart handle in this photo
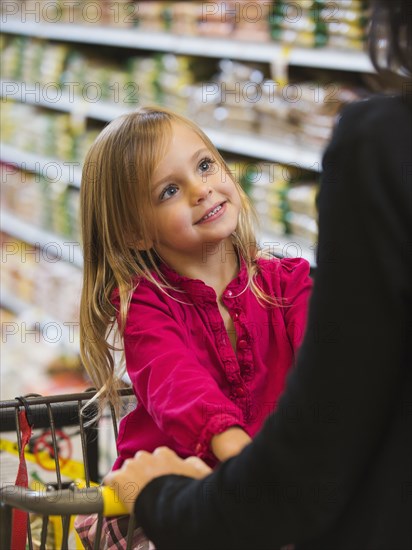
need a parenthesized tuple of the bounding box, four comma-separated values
(0, 485, 129, 517)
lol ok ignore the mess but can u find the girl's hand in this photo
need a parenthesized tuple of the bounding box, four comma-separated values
(103, 446, 212, 514)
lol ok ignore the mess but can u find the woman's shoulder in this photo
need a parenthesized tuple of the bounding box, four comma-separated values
(335, 94, 411, 140)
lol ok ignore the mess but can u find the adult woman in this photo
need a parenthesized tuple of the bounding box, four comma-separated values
(105, 1, 412, 548)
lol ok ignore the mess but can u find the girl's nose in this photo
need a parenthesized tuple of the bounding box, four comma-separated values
(191, 178, 212, 204)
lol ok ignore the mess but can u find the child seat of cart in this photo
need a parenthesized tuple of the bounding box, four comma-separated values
(0, 388, 137, 550)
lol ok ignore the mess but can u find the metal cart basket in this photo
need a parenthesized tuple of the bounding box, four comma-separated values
(0, 389, 137, 549)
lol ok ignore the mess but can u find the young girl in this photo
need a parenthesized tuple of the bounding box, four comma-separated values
(75, 106, 312, 549)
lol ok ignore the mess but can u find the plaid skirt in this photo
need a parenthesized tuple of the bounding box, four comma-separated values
(74, 513, 155, 550)
(75, 512, 295, 550)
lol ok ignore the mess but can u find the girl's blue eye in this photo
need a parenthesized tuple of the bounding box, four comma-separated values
(199, 158, 215, 173)
(160, 184, 178, 201)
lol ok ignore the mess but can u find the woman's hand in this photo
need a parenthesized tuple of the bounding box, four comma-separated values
(103, 446, 212, 514)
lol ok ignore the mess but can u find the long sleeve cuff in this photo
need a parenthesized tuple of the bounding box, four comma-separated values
(194, 412, 246, 462)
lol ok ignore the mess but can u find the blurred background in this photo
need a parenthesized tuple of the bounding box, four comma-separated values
(1, 0, 384, 400)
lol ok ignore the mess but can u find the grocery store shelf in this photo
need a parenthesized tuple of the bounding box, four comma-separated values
(0, 79, 132, 121)
(1, 84, 323, 170)
(206, 128, 322, 171)
(0, 143, 82, 187)
(2, 20, 375, 73)
(0, 209, 83, 267)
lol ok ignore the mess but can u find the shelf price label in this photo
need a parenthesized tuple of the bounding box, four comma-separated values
(270, 45, 291, 88)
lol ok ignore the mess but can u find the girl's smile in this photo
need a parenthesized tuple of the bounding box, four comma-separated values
(194, 201, 227, 225)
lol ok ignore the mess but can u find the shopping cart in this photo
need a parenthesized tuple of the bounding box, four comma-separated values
(0, 389, 137, 549)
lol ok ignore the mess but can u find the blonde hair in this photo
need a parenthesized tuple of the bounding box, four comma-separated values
(80, 106, 276, 414)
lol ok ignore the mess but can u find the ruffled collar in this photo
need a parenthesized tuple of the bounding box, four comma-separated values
(158, 256, 249, 301)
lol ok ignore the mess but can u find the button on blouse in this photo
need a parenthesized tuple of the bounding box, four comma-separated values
(237, 339, 248, 350)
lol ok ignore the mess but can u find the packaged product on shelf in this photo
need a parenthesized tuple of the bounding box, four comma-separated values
(325, 1, 369, 50)
(134, 1, 169, 31)
(186, 83, 218, 127)
(252, 163, 290, 236)
(155, 53, 217, 114)
(263, 163, 320, 242)
(255, 73, 367, 151)
(156, 54, 194, 112)
(287, 80, 363, 150)
(62, 51, 133, 104)
(48, 180, 70, 237)
(0, 35, 20, 80)
(54, 114, 74, 158)
(0, 102, 17, 143)
(1, 165, 81, 241)
(1, 100, 102, 164)
(1, 35, 68, 87)
(4, 105, 73, 159)
(264, 165, 290, 237)
(61, 50, 87, 89)
(197, 0, 235, 37)
(216, 103, 258, 133)
(192, 59, 266, 132)
(269, 0, 369, 50)
(0, 36, 68, 85)
(195, 0, 272, 40)
(270, 1, 328, 49)
(128, 56, 160, 105)
(67, 187, 81, 243)
(286, 183, 318, 219)
(12, 37, 36, 82)
(282, 166, 319, 241)
(73, 124, 101, 164)
(169, 2, 203, 35)
(97, 0, 137, 28)
(17, 0, 133, 26)
(231, 0, 272, 42)
(254, 81, 299, 144)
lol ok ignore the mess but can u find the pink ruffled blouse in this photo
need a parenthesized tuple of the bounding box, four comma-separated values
(113, 256, 312, 469)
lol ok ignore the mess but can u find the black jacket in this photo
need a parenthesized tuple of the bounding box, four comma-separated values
(135, 95, 412, 550)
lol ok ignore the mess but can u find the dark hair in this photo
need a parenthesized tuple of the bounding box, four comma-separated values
(369, 0, 412, 77)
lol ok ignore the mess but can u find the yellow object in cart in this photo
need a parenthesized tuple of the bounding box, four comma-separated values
(101, 485, 130, 517)
(0, 437, 85, 480)
(75, 479, 130, 517)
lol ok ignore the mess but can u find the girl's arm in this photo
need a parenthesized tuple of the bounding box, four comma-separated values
(210, 427, 252, 461)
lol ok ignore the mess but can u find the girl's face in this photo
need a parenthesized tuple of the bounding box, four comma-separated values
(146, 122, 242, 268)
